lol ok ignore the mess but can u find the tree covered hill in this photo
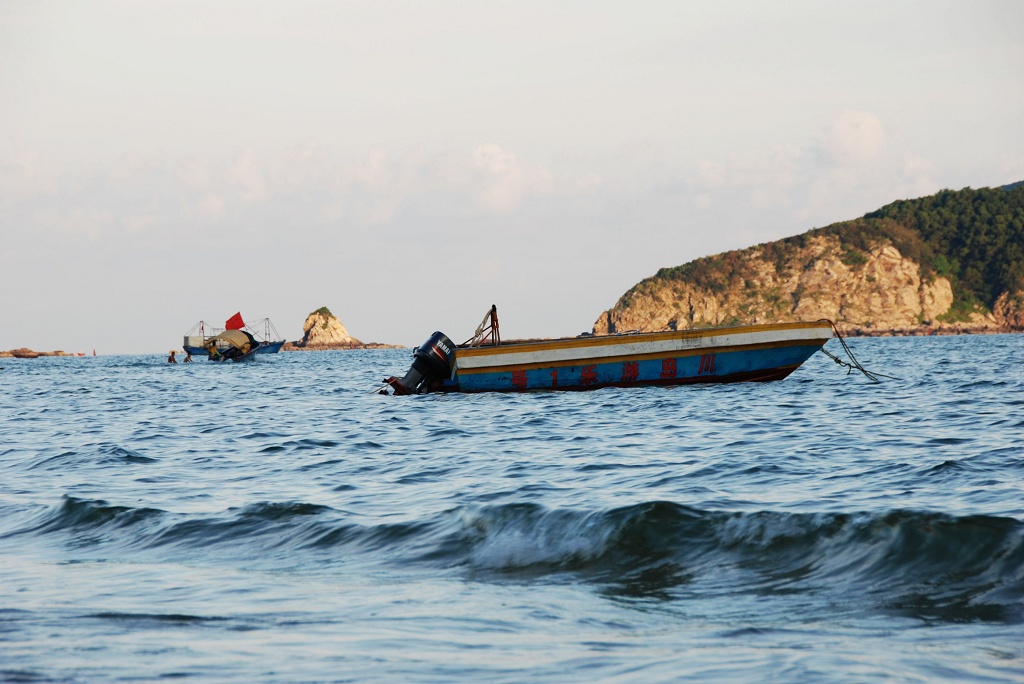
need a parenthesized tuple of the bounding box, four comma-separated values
(861, 185, 1024, 311)
(595, 184, 1024, 335)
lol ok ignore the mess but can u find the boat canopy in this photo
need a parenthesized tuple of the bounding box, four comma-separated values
(206, 329, 254, 350)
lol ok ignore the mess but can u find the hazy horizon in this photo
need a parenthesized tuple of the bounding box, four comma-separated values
(3, 1, 1022, 354)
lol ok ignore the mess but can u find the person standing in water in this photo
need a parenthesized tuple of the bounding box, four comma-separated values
(168, 350, 177, 363)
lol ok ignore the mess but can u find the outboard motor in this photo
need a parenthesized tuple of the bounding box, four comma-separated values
(386, 331, 455, 395)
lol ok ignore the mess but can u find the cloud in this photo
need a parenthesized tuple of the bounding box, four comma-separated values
(32, 206, 113, 241)
(0, 149, 59, 198)
(0, 123, 948, 276)
(818, 110, 885, 165)
(999, 157, 1024, 186)
(120, 213, 161, 235)
(270, 142, 323, 193)
(474, 258, 503, 283)
(894, 155, 940, 198)
(197, 193, 226, 220)
(471, 144, 553, 212)
(1, 144, 592, 247)
(685, 110, 908, 237)
(177, 155, 216, 192)
(228, 147, 267, 201)
(692, 145, 805, 218)
(695, 145, 803, 192)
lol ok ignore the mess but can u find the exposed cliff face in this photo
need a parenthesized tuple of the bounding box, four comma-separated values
(594, 234, 1024, 336)
(291, 307, 363, 349)
(993, 291, 1024, 329)
(284, 306, 403, 350)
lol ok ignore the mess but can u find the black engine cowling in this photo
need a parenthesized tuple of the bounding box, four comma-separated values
(389, 331, 455, 394)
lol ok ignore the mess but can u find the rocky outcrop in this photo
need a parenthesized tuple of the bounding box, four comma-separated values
(298, 307, 362, 347)
(283, 307, 403, 350)
(1, 348, 72, 358)
(594, 234, 1024, 336)
(993, 291, 1024, 329)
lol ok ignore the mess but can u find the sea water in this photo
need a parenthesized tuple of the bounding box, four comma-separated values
(1, 334, 1022, 682)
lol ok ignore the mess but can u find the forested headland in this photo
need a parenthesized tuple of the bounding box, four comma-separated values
(594, 184, 1024, 336)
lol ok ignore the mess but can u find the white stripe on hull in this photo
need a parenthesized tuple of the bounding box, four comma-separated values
(455, 324, 832, 371)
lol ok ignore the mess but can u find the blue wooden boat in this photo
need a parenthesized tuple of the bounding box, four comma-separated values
(382, 307, 834, 394)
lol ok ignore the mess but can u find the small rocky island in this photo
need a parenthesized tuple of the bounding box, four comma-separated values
(283, 306, 402, 351)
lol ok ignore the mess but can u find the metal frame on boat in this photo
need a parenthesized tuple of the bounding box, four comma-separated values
(382, 307, 835, 395)
(183, 315, 285, 357)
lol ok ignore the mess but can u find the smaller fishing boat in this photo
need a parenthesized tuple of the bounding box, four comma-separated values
(203, 329, 263, 362)
(183, 313, 285, 356)
(382, 306, 839, 395)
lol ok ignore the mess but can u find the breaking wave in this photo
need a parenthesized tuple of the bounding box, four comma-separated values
(8, 496, 1023, 622)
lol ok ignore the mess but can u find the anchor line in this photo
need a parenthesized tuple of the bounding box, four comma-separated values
(818, 320, 898, 382)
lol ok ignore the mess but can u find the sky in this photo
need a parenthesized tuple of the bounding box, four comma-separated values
(2, 1, 1023, 354)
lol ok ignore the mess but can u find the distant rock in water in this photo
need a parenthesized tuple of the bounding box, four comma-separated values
(595, 184, 1024, 337)
(1, 348, 71, 358)
(283, 306, 402, 350)
(299, 306, 362, 347)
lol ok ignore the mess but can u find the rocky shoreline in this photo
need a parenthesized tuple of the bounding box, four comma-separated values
(0, 348, 85, 358)
(281, 341, 403, 351)
(595, 238, 1024, 338)
(842, 325, 1020, 337)
(8, 292, 1018, 359)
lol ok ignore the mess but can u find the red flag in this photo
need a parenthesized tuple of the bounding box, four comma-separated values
(225, 312, 245, 330)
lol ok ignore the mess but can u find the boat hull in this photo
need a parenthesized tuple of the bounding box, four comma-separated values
(255, 340, 285, 354)
(441, 321, 833, 393)
(206, 344, 262, 362)
(184, 340, 284, 356)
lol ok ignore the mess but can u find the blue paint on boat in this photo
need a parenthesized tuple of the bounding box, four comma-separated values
(449, 342, 823, 393)
(384, 316, 835, 395)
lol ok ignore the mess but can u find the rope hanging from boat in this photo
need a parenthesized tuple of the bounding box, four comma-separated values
(818, 320, 897, 382)
(462, 304, 501, 347)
